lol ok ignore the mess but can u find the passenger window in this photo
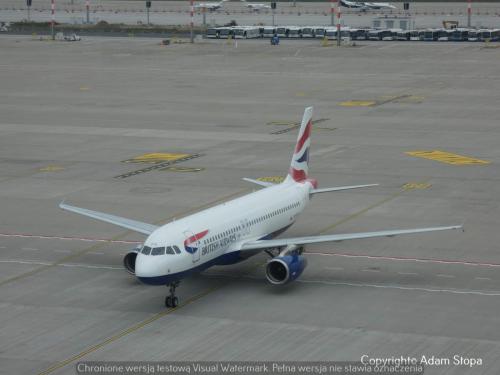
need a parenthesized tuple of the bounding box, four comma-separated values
(166, 247, 175, 255)
(173, 246, 181, 254)
(142, 246, 152, 255)
(151, 247, 165, 256)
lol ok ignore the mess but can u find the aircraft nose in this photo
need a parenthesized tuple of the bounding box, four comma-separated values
(135, 253, 156, 277)
(134, 253, 171, 285)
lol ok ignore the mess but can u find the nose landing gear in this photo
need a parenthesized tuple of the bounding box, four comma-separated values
(165, 281, 180, 308)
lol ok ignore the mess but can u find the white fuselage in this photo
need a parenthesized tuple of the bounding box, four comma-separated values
(135, 178, 312, 285)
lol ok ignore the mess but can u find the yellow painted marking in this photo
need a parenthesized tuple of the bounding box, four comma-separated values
(126, 153, 191, 164)
(406, 151, 490, 165)
(162, 167, 204, 172)
(39, 165, 64, 172)
(339, 100, 376, 107)
(257, 176, 285, 183)
(317, 178, 431, 234)
(266, 120, 297, 126)
(403, 182, 432, 190)
(79, 86, 89, 91)
(295, 91, 306, 97)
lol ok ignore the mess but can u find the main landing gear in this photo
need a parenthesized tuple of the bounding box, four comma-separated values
(165, 281, 180, 308)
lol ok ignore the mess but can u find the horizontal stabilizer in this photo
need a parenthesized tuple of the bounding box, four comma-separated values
(240, 225, 463, 251)
(311, 183, 378, 194)
(242, 178, 275, 187)
(59, 202, 158, 235)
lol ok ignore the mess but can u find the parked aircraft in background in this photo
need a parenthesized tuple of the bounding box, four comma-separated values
(341, 0, 396, 10)
(240, 0, 271, 11)
(60, 107, 461, 308)
(194, 0, 227, 11)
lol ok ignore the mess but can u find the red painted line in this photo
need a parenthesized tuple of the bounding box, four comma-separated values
(0, 232, 141, 245)
(307, 251, 500, 268)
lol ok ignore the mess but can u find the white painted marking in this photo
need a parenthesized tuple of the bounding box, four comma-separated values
(362, 269, 380, 273)
(294, 49, 301, 57)
(398, 272, 419, 276)
(298, 279, 500, 297)
(88, 252, 104, 255)
(325, 266, 344, 271)
(475, 277, 492, 281)
(21, 247, 39, 251)
(0, 259, 122, 270)
(0, 232, 140, 244)
(436, 274, 455, 278)
(307, 252, 500, 268)
(0, 246, 6, 249)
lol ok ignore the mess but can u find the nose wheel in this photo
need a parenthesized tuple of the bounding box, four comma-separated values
(165, 281, 180, 308)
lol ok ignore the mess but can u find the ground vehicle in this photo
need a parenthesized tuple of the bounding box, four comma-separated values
(396, 30, 410, 41)
(437, 29, 451, 41)
(287, 26, 302, 38)
(301, 27, 315, 38)
(276, 27, 288, 37)
(314, 27, 326, 39)
(480, 29, 499, 41)
(382, 29, 400, 41)
(409, 30, 421, 41)
(206, 28, 219, 38)
(325, 28, 338, 40)
(262, 27, 276, 38)
(368, 29, 394, 40)
(422, 29, 439, 41)
(449, 28, 469, 41)
(350, 28, 369, 40)
(217, 27, 234, 39)
(233, 26, 260, 39)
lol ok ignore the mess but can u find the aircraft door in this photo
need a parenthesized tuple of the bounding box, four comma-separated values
(184, 230, 201, 263)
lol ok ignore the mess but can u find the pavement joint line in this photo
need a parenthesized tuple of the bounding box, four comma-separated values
(0, 188, 251, 288)
(38, 253, 263, 375)
(316, 178, 431, 235)
(37, 284, 224, 375)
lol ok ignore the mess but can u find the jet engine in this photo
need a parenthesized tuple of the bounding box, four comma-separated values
(265, 254, 307, 285)
(123, 247, 141, 275)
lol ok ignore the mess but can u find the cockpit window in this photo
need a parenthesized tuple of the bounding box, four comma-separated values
(166, 247, 175, 255)
(151, 247, 165, 256)
(173, 246, 181, 254)
(141, 246, 152, 255)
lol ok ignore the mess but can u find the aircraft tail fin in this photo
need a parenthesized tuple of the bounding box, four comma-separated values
(288, 106, 313, 183)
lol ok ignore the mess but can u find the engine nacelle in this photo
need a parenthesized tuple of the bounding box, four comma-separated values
(265, 255, 307, 285)
(123, 247, 140, 275)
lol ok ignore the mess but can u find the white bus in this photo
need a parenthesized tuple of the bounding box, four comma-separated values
(287, 26, 302, 38)
(262, 27, 276, 38)
(301, 27, 315, 38)
(233, 26, 260, 39)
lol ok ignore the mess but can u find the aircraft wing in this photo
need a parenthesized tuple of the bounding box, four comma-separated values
(240, 225, 462, 251)
(59, 202, 158, 235)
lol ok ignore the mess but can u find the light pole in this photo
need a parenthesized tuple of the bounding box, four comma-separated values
(330, 0, 334, 26)
(336, 0, 341, 46)
(86, 0, 90, 24)
(467, 0, 472, 28)
(190, 0, 194, 43)
(27, 0, 32, 22)
(51, 0, 55, 40)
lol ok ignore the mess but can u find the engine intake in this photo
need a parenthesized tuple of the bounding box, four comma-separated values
(265, 255, 307, 285)
(123, 249, 139, 275)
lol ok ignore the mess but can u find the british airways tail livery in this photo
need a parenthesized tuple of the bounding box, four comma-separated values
(60, 107, 462, 308)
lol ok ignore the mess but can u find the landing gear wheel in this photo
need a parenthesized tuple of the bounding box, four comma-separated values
(165, 281, 180, 308)
(165, 296, 172, 308)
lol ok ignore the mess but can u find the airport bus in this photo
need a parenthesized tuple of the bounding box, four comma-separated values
(276, 27, 288, 37)
(301, 27, 315, 38)
(480, 29, 499, 41)
(206, 28, 219, 38)
(396, 30, 410, 41)
(368, 29, 394, 41)
(262, 27, 276, 38)
(314, 27, 326, 39)
(350, 29, 369, 40)
(449, 28, 469, 41)
(437, 29, 451, 41)
(217, 27, 234, 39)
(409, 30, 421, 41)
(287, 26, 302, 38)
(467, 29, 480, 41)
(422, 29, 439, 41)
(233, 27, 260, 39)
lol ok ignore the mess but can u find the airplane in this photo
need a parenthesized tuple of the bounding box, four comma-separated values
(340, 0, 396, 10)
(59, 107, 462, 308)
(240, 0, 271, 11)
(194, 0, 227, 11)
